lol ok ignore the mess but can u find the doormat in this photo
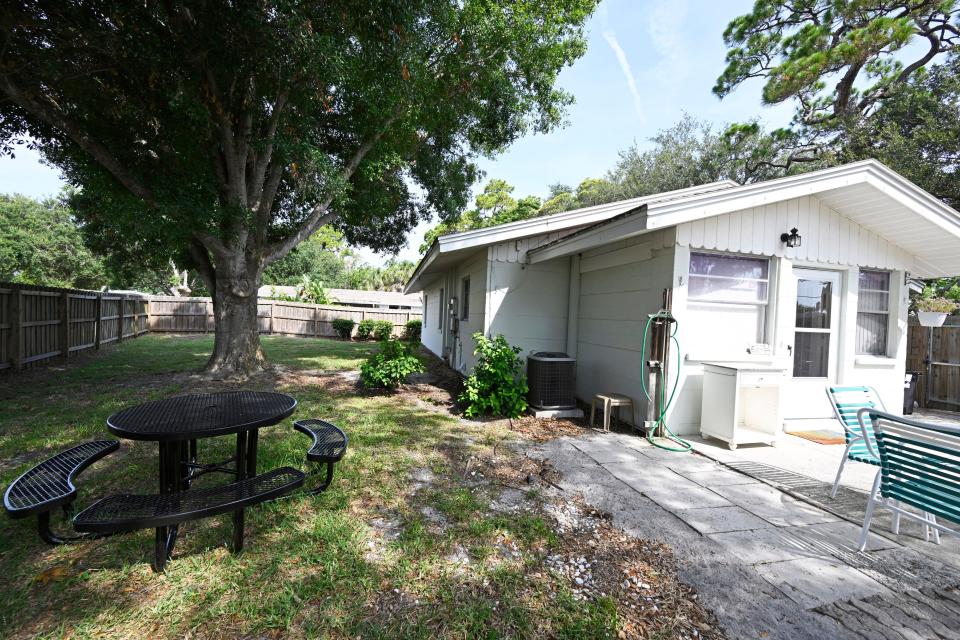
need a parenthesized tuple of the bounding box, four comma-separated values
(789, 430, 846, 446)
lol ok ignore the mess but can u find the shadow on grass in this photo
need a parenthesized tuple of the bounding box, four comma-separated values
(0, 353, 463, 638)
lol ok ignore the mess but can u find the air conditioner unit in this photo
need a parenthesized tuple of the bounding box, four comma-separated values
(527, 352, 576, 409)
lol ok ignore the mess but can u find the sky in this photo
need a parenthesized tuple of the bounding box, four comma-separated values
(0, 0, 795, 266)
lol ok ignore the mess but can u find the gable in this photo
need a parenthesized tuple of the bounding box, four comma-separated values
(676, 194, 913, 271)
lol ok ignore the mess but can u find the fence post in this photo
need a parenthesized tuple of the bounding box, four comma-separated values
(59, 291, 70, 361)
(132, 296, 139, 337)
(144, 297, 152, 334)
(269, 301, 275, 335)
(314, 304, 320, 337)
(117, 295, 126, 342)
(95, 293, 103, 350)
(10, 289, 22, 370)
(205, 299, 212, 333)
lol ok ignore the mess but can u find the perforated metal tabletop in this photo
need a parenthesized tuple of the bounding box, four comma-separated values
(107, 391, 297, 442)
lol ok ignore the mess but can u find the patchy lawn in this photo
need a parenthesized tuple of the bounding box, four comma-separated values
(0, 335, 720, 639)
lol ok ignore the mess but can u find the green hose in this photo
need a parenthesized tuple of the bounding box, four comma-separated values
(640, 311, 692, 452)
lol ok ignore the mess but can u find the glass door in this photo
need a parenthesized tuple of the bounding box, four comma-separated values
(785, 269, 842, 420)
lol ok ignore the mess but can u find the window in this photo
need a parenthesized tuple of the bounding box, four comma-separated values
(686, 252, 770, 356)
(461, 277, 470, 320)
(857, 270, 890, 355)
(423, 294, 428, 329)
(438, 288, 444, 328)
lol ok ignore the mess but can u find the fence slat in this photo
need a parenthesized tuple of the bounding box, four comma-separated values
(148, 295, 421, 339)
(0, 282, 149, 373)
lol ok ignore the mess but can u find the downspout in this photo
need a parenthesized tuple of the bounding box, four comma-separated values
(565, 254, 581, 358)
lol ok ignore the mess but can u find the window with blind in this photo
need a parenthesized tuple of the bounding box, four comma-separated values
(857, 270, 890, 355)
(461, 277, 470, 320)
(438, 288, 444, 328)
(686, 252, 770, 356)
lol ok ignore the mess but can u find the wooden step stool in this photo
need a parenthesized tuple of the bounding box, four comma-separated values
(590, 393, 635, 432)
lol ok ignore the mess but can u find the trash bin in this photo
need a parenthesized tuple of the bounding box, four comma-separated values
(903, 371, 921, 415)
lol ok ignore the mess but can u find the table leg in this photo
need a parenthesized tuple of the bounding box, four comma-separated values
(153, 441, 183, 572)
(232, 430, 248, 553)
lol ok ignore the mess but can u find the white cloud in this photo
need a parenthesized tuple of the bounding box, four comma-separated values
(602, 29, 646, 124)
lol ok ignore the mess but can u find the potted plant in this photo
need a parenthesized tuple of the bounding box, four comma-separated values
(916, 297, 958, 327)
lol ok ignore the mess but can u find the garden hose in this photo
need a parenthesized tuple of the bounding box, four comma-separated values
(640, 311, 692, 452)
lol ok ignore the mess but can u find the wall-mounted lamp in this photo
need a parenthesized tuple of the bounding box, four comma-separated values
(780, 227, 801, 248)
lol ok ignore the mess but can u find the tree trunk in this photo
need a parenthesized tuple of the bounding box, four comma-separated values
(204, 254, 266, 377)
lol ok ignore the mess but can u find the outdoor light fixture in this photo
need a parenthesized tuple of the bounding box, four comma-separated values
(780, 227, 801, 248)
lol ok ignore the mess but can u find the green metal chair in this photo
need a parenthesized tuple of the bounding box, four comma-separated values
(857, 408, 958, 551)
(825, 386, 884, 499)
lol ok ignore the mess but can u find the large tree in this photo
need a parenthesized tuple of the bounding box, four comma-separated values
(715, 0, 960, 166)
(0, 0, 596, 376)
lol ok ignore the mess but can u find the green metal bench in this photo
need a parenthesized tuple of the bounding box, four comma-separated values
(856, 408, 959, 551)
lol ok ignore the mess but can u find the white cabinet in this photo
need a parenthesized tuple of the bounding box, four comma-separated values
(700, 362, 787, 450)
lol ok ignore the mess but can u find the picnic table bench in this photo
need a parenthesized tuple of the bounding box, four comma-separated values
(3, 440, 119, 544)
(4, 392, 349, 573)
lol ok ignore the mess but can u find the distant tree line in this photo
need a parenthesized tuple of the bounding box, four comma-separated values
(0, 193, 414, 295)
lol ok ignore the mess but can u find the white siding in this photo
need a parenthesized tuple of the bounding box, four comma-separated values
(675, 195, 913, 271)
(665, 195, 915, 434)
(486, 237, 570, 367)
(574, 228, 677, 424)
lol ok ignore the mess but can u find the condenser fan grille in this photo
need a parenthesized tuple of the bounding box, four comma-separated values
(527, 352, 576, 409)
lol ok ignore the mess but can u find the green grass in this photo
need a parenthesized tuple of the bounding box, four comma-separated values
(0, 335, 618, 639)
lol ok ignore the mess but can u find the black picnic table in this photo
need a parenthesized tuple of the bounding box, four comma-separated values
(106, 391, 297, 567)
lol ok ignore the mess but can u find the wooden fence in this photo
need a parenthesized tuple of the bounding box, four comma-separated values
(907, 316, 960, 411)
(148, 296, 421, 339)
(0, 283, 150, 371)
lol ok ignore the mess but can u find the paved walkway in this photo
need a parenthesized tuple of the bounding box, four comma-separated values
(526, 431, 960, 640)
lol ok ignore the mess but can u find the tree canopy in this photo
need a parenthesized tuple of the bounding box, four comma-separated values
(1, 0, 598, 374)
(0, 194, 106, 289)
(715, 0, 960, 166)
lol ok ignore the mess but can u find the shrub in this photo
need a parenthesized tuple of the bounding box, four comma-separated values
(356, 318, 376, 340)
(360, 338, 424, 389)
(459, 333, 529, 418)
(405, 318, 422, 342)
(372, 320, 394, 341)
(331, 318, 355, 339)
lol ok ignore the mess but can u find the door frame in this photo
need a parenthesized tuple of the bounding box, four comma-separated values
(784, 266, 844, 421)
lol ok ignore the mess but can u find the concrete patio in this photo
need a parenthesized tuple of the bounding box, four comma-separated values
(525, 410, 960, 640)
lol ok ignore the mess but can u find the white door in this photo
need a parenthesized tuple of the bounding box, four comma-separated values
(783, 268, 842, 420)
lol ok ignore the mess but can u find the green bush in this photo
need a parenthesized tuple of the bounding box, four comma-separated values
(405, 318, 422, 342)
(331, 318, 355, 339)
(459, 333, 529, 418)
(356, 318, 376, 340)
(360, 339, 424, 389)
(372, 320, 394, 341)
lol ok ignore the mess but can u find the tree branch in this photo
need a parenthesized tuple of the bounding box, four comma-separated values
(262, 110, 404, 265)
(0, 76, 156, 204)
(248, 87, 290, 207)
(186, 238, 217, 297)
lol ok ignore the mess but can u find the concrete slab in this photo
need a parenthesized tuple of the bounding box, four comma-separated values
(677, 468, 762, 488)
(673, 505, 775, 535)
(707, 528, 814, 564)
(640, 475, 734, 511)
(570, 439, 647, 464)
(790, 520, 900, 554)
(756, 557, 892, 609)
(710, 483, 840, 527)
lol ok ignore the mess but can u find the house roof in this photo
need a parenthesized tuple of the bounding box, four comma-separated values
(403, 179, 739, 293)
(526, 160, 960, 278)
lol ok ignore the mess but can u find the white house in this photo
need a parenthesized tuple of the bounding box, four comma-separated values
(404, 160, 960, 434)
